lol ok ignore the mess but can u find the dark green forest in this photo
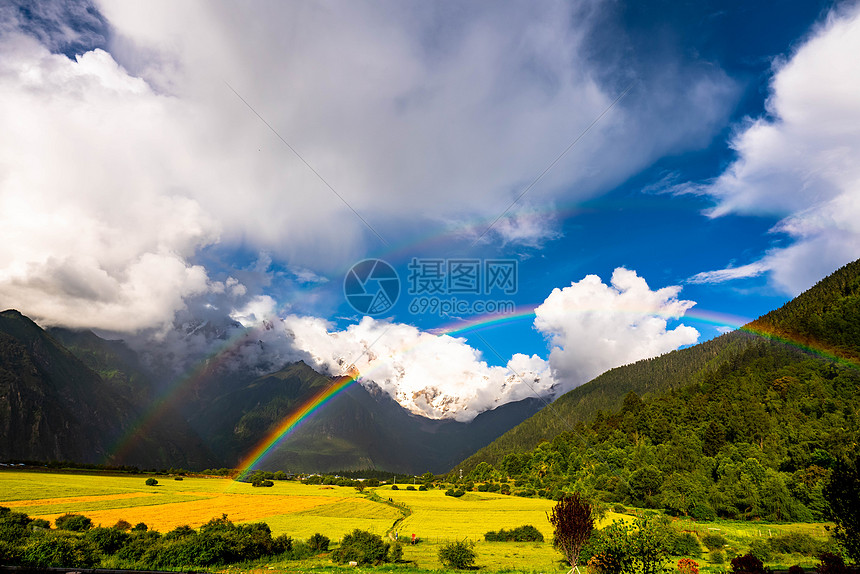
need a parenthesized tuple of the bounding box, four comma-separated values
(455, 260, 860, 522)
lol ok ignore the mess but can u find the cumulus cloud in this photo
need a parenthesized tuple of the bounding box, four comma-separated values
(280, 315, 554, 421)
(534, 268, 699, 387)
(0, 0, 739, 332)
(690, 5, 860, 294)
(0, 34, 222, 332)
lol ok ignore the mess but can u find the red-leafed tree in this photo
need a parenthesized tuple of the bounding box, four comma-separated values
(548, 493, 594, 571)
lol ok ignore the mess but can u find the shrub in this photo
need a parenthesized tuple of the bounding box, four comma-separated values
(273, 534, 293, 554)
(0, 510, 33, 542)
(391, 484, 399, 490)
(145, 478, 158, 486)
(116, 530, 161, 561)
(702, 532, 727, 551)
(816, 552, 848, 574)
(485, 525, 544, 542)
(419, 485, 427, 491)
(730, 553, 766, 574)
(29, 518, 50, 530)
(749, 539, 775, 562)
(391, 541, 403, 562)
(85, 526, 130, 555)
(331, 529, 390, 565)
(678, 558, 700, 574)
(710, 551, 725, 565)
(445, 488, 465, 497)
(54, 513, 92, 532)
(131, 522, 148, 531)
(438, 540, 476, 569)
(0, 540, 23, 564)
(613, 504, 626, 513)
(690, 505, 716, 521)
(406, 485, 416, 491)
(307, 532, 330, 552)
(669, 532, 702, 558)
(174, 476, 183, 481)
(23, 534, 100, 568)
(769, 533, 820, 556)
(252, 479, 274, 487)
(113, 519, 132, 531)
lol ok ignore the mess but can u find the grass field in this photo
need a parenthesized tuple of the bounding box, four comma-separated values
(0, 469, 836, 573)
(0, 470, 400, 538)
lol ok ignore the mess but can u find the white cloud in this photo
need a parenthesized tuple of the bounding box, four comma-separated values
(692, 5, 860, 294)
(534, 268, 699, 388)
(687, 261, 770, 284)
(0, 0, 736, 333)
(280, 314, 554, 422)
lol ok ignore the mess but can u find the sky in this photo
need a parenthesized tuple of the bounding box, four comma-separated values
(1, 0, 859, 421)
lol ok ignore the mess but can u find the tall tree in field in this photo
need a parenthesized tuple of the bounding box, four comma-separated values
(548, 493, 594, 573)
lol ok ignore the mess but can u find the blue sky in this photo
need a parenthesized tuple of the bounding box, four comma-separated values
(2, 0, 859, 419)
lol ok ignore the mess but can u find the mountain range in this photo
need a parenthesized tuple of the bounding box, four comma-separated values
(0, 311, 541, 473)
(1, 258, 858, 477)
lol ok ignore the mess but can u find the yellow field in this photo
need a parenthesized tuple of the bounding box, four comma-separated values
(378, 485, 628, 570)
(0, 470, 399, 538)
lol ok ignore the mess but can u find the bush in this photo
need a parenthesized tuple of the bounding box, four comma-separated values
(85, 526, 130, 554)
(769, 533, 820, 556)
(29, 518, 50, 529)
(749, 539, 775, 562)
(678, 558, 700, 574)
(438, 540, 476, 569)
(132, 522, 148, 531)
(391, 541, 403, 562)
(391, 484, 399, 490)
(690, 505, 716, 521)
(702, 532, 727, 551)
(174, 476, 183, 481)
(445, 488, 465, 497)
(331, 529, 390, 565)
(273, 534, 293, 554)
(252, 479, 274, 487)
(485, 525, 544, 542)
(816, 553, 848, 574)
(406, 485, 416, 491)
(669, 532, 702, 558)
(145, 478, 158, 486)
(54, 513, 92, 532)
(23, 534, 100, 568)
(710, 551, 725, 565)
(419, 485, 427, 491)
(307, 532, 330, 552)
(730, 553, 766, 574)
(0, 540, 23, 564)
(0, 510, 33, 542)
(113, 519, 132, 531)
(116, 530, 161, 561)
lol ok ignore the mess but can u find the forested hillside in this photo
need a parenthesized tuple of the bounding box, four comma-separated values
(454, 260, 860, 522)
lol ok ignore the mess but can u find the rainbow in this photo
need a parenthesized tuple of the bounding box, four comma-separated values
(104, 323, 271, 466)
(234, 372, 358, 481)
